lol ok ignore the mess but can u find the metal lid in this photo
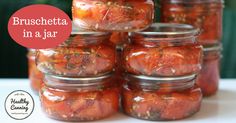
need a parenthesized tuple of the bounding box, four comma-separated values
(131, 23, 199, 37)
(71, 21, 110, 36)
(203, 43, 222, 52)
(126, 74, 196, 82)
(125, 74, 196, 91)
(44, 73, 113, 87)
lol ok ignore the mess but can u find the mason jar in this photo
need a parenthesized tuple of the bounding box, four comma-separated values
(36, 30, 116, 77)
(123, 23, 203, 77)
(28, 49, 43, 93)
(160, 0, 224, 45)
(40, 74, 120, 121)
(122, 74, 202, 121)
(72, 0, 154, 31)
(196, 44, 222, 96)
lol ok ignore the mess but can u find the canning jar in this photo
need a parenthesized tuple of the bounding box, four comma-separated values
(196, 44, 222, 96)
(72, 0, 154, 31)
(160, 0, 224, 45)
(36, 31, 116, 77)
(122, 74, 202, 121)
(40, 74, 119, 121)
(124, 23, 203, 77)
(28, 49, 43, 93)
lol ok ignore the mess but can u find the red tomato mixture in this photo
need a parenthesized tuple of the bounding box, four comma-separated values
(36, 33, 116, 77)
(196, 46, 221, 96)
(161, 0, 223, 44)
(28, 50, 43, 93)
(124, 43, 203, 77)
(110, 32, 128, 46)
(122, 78, 202, 120)
(72, 0, 154, 31)
(40, 75, 120, 121)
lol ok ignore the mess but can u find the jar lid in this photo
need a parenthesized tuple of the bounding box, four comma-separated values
(125, 74, 196, 91)
(71, 21, 110, 36)
(126, 74, 196, 82)
(203, 43, 222, 52)
(162, 0, 224, 3)
(131, 23, 199, 37)
(44, 73, 113, 88)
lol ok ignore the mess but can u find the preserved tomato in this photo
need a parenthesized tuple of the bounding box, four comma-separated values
(110, 32, 128, 46)
(36, 32, 116, 77)
(28, 49, 43, 93)
(122, 74, 202, 121)
(72, 0, 154, 31)
(196, 44, 221, 96)
(124, 23, 203, 77)
(40, 74, 119, 121)
(160, 0, 224, 45)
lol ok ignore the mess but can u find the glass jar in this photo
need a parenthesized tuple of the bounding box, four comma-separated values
(36, 30, 116, 77)
(196, 44, 221, 96)
(160, 0, 224, 45)
(72, 0, 154, 31)
(122, 74, 202, 121)
(28, 49, 43, 93)
(124, 23, 203, 77)
(40, 74, 120, 121)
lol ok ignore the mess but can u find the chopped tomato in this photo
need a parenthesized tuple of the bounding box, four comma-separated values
(122, 84, 202, 120)
(72, 0, 154, 31)
(196, 50, 220, 96)
(124, 44, 202, 77)
(161, 1, 223, 44)
(40, 82, 119, 121)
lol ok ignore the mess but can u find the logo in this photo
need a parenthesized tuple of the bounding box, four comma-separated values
(5, 90, 34, 120)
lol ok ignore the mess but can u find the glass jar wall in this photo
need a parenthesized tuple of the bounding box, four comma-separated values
(36, 31, 116, 77)
(160, 0, 224, 45)
(122, 74, 202, 121)
(40, 74, 120, 121)
(196, 44, 222, 96)
(123, 23, 203, 77)
(72, 0, 154, 31)
(28, 49, 43, 93)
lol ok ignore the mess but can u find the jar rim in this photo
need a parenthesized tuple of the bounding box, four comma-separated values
(44, 73, 114, 90)
(125, 74, 196, 91)
(46, 73, 112, 81)
(126, 74, 196, 82)
(203, 43, 222, 52)
(131, 23, 199, 37)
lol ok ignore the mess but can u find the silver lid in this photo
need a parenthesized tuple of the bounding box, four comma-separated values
(44, 73, 113, 87)
(126, 74, 196, 82)
(131, 23, 199, 36)
(203, 43, 223, 52)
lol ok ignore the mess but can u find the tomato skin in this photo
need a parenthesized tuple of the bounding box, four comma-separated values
(122, 83, 202, 121)
(123, 43, 203, 77)
(40, 82, 119, 121)
(160, 0, 223, 45)
(72, 0, 154, 31)
(28, 51, 43, 93)
(196, 49, 220, 96)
